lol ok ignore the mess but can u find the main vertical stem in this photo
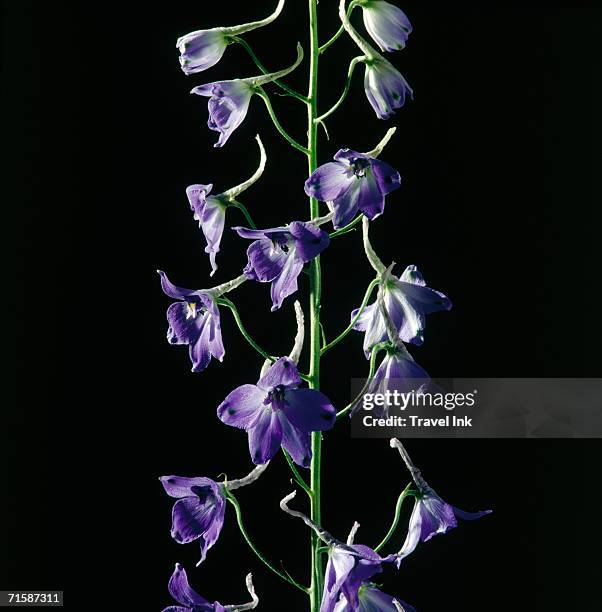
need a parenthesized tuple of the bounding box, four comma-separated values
(307, 1, 322, 611)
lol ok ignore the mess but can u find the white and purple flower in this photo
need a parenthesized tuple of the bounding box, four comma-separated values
(321, 543, 400, 612)
(186, 184, 228, 276)
(235, 222, 330, 311)
(364, 58, 413, 119)
(391, 439, 492, 564)
(218, 357, 336, 466)
(358, 0, 413, 53)
(158, 271, 224, 373)
(333, 583, 415, 612)
(304, 148, 401, 229)
(352, 265, 452, 356)
(163, 563, 258, 612)
(176, 0, 285, 75)
(360, 345, 431, 417)
(160, 476, 226, 566)
(191, 43, 303, 147)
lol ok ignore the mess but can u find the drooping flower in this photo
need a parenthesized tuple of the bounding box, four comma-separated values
(217, 357, 336, 466)
(187, 136, 266, 276)
(358, 0, 413, 53)
(321, 544, 400, 612)
(364, 58, 413, 119)
(359, 345, 431, 417)
(158, 271, 224, 372)
(186, 184, 227, 276)
(159, 476, 226, 566)
(163, 563, 258, 612)
(352, 265, 452, 356)
(333, 583, 415, 612)
(304, 148, 401, 229)
(235, 222, 330, 311)
(176, 0, 285, 75)
(390, 438, 492, 563)
(191, 44, 303, 147)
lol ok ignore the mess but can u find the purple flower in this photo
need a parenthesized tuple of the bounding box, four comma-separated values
(359, 1, 413, 53)
(163, 564, 258, 612)
(217, 357, 336, 466)
(191, 43, 303, 148)
(191, 80, 254, 148)
(176, 1, 286, 75)
(159, 476, 225, 566)
(333, 584, 415, 612)
(352, 265, 452, 356)
(391, 439, 492, 564)
(364, 58, 413, 119)
(360, 346, 431, 417)
(321, 544, 399, 612)
(235, 222, 330, 311)
(304, 149, 401, 229)
(158, 271, 224, 372)
(177, 30, 229, 75)
(186, 184, 227, 276)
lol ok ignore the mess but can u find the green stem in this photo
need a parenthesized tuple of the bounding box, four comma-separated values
(225, 490, 309, 593)
(229, 199, 257, 229)
(374, 483, 415, 553)
(328, 214, 363, 238)
(315, 56, 365, 124)
(231, 36, 309, 102)
(321, 278, 379, 356)
(318, 0, 360, 54)
(256, 87, 310, 154)
(308, 1, 323, 610)
(336, 342, 387, 419)
(217, 297, 275, 362)
(283, 449, 314, 499)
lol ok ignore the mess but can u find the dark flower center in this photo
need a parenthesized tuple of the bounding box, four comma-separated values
(352, 158, 371, 178)
(266, 384, 287, 410)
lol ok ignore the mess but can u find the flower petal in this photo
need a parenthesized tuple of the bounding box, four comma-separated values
(270, 253, 304, 311)
(159, 270, 197, 299)
(160, 476, 219, 499)
(257, 357, 301, 390)
(452, 506, 493, 521)
(278, 413, 312, 467)
(166, 302, 203, 346)
(189, 319, 213, 372)
(171, 496, 220, 545)
(168, 563, 210, 607)
(248, 407, 283, 464)
(321, 549, 356, 612)
(419, 496, 457, 541)
(282, 388, 336, 432)
(371, 158, 402, 196)
(288, 221, 330, 262)
(217, 384, 265, 429)
(304, 161, 353, 201)
(245, 238, 288, 282)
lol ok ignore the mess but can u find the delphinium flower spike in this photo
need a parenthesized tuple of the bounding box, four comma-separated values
(304, 128, 401, 229)
(177, 0, 285, 75)
(187, 135, 267, 276)
(191, 43, 304, 147)
(390, 438, 492, 562)
(217, 358, 336, 466)
(279, 492, 409, 611)
(163, 563, 258, 612)
(339, 0, 413, 118)
(160, 463, 269, 566)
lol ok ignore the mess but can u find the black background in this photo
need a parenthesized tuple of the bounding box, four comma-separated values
(4, 1, 602, 610)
